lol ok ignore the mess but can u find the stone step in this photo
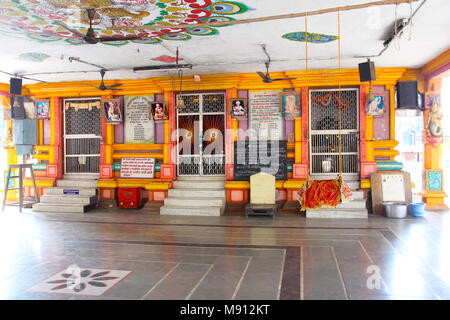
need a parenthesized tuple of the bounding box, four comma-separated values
(63, 174, 100, 180)
(345, 181, 360, 190)
(40, 195, 97, 205)
(173, 180, 225, 189)
(306, 208, 368, 219)
(160, 205, 223, 216)
(164, 197, 225, 207)
(336, 200, 367, 209)
(178, 176, 226, 181)
(168, 188, 225, 198)
(57, 179, 98, 188)
(46, 187, 98, 197)
(32, 203, 96, 213)
(351, 190, 364, 200)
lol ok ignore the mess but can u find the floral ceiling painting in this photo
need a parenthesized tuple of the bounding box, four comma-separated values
(0, 0, 249, 46)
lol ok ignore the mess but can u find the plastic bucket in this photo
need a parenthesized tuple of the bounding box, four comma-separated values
(410, 203, 425, 217)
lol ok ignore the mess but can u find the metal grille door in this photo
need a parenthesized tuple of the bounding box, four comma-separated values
(64, 99, 101, 174)
(177, 93, 226, 176)
(309, 89, 359, 179)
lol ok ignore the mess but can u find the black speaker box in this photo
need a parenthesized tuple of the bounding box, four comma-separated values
(396, 81, 419, 109)
(9, 77, 22, 95)
(358, 61, 376, 82)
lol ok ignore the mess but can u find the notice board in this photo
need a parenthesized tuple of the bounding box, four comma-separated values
(370, 171, 412, 215)
(248, 90, 283, 140)
(124, 96, 154, 144)
(120, 157, 155, 178)
(234, 140, 287, 181)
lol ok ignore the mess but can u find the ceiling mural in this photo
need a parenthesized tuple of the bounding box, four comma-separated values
(0, 0, 249, 46)
(151, 55, 182, 63)
(17, 52, 51, 62)
(282, 31, 338, 44)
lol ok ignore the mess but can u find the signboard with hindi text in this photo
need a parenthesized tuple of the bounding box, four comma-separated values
(124, 96, 154, 144)
(248, 90, 283, 140)
(120, 157, 155, 178)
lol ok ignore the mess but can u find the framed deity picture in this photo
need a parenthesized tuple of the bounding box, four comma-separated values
(366, 95, 384, 116)
(102, 98, 122, 124)
(36, 99, 50, 119)
(150, 102, 169, 121)
(280, 92, 301, 117)
(230, 98, 247, 118)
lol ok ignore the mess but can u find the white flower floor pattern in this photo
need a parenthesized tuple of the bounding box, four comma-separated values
(27, 266, 132, 296)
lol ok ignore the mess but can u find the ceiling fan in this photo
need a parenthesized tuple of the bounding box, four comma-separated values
(257, 62, 297, 83)
(86, 69, 123, 91)
(54, 8, 143, 44)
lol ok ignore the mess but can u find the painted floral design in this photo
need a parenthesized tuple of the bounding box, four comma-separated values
(0, 0, 250, 45)
(46, 270, 119, 293)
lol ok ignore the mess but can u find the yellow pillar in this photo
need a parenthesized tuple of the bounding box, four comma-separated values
(422, 77, 447, 210)
(38, 120, 44, 145)
(231, 118, 238, 142)
(50, 98, 56, 146)
(387, 85, 396, 141)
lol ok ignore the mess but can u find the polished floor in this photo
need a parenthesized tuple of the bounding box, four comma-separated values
(0, 207, 449, 300)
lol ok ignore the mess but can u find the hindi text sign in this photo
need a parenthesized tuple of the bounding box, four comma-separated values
(120, 157, 156, 178)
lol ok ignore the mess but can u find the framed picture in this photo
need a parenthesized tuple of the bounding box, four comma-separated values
(36, 99, 50, 119)
(150, 102, 168, 121)
(280, 92, 301, 117)
(11, 96, 25, 119)
(102, 98, 122, 124)
(366, 95, 384, 116)
(230, 98, 247, 118)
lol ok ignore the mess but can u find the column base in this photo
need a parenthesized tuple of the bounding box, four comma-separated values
(422, 192, 449, 211)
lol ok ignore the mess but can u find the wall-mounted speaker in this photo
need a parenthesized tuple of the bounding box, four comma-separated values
(396, 81, 419, 109)
(9, 77, 22, 95)
(358, 61, 376, 82)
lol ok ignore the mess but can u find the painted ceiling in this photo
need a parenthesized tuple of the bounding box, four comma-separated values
(0, 0, 449, 84)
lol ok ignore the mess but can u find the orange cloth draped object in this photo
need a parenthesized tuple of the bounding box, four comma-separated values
(296, 176, 353, 211)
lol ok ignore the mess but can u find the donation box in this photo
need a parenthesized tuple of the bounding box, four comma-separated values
(118, 187, 142, 209)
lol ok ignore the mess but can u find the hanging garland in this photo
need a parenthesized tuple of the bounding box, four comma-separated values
(310, 92, 352, 110)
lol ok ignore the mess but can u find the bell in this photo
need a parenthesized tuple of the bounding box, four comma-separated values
(176, 96, 185, 110)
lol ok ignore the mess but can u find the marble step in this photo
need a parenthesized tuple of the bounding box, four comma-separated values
(40, 195, 97, 205)
(164, 197, 225, 207)
(63, 174, 100, 180)
(306, 208, 368, 219)
(350, 190, 364, 200)
(173, 180, 225, 189)
(160, 205, 223, 216)
(336, 200, 367, 209)
(46, 187, 98, 197)
(168, 188, 225, 198)
(32, 203, 96, 213)
(345, 181, 360, 189)
(178, 176, 226, 181)
(57, 179, 98, 188)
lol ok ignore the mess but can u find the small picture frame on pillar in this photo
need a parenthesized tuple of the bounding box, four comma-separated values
(230, 98, 247, 118)
(280, 92, 301, 118)
(102, 98, 122, 124)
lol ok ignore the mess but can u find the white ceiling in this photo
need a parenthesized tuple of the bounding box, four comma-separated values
(0, 0, 448, 84)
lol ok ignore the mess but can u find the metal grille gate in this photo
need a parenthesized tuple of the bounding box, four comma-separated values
(64, 98, 101, 174)
(177, 93, 226, 176)
(309, 88, 359, 178)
